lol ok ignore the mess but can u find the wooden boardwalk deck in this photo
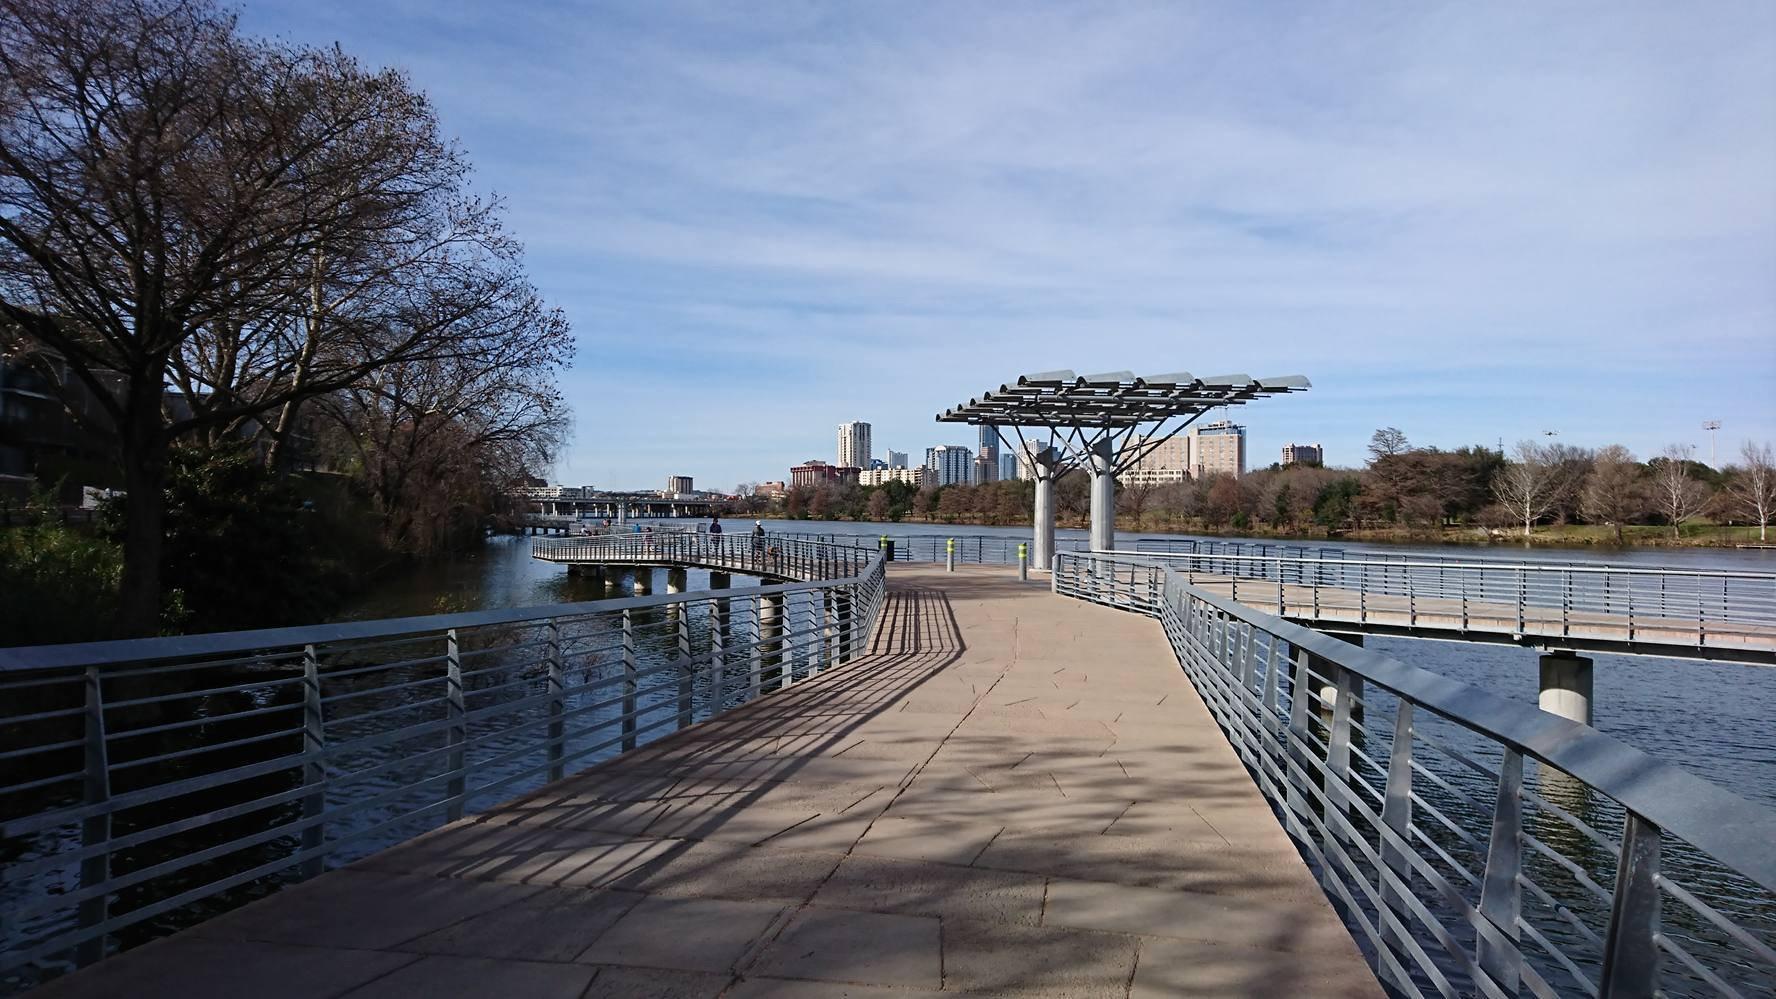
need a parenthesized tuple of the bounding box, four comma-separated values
(34, 566, 1381, 999)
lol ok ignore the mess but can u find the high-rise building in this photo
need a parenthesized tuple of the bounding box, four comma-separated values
(1192, 420, 1247, 478)
(665, 475, 693, 494)
(1282, 443, 1323, 467)
(999, 453, 1018, 481)
(837, 421, 872, 470)
(974, 455, 998, 484)
(1120, 433, 1191, 486)
(926, 445, 973, 486)
(886, 450, 908, 469)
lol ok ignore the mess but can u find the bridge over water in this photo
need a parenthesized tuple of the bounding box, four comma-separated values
(3, 536, 1773, 997)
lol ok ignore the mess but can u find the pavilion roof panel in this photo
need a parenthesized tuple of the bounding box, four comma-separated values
(936, 369, 1309, 426)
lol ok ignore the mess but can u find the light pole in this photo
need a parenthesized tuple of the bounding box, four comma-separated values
(1702, 420, 1721, 467)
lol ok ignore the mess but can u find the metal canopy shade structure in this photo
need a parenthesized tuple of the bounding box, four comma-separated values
(936, 369, 1310, 561)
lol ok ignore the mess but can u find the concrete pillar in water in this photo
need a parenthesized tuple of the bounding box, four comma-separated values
(760, 593, 784, 690)
(632, 568, 653, 597)
(709, 572, 731, 589)
(666, 568, 687, 594)
(1539, 651, 1593, 726)
(709, 572, 730, 636)
(1318, 633, 1365, 725)
(1087, 436, 1117, 553)
(1030, 446, 1061, 571)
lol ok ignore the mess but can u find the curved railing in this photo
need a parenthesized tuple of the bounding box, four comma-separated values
(0, 538, 886, 989)
(1054, 552, 1776, 999)
(1107, 548, 1776, 662)
(531, 531, 877, 581)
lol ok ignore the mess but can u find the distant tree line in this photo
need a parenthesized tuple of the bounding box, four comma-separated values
(747, 428, 1776, 544)
(0, 0, 571, 636)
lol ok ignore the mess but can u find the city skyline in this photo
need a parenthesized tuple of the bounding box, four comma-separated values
(237, 3, 1776, 489)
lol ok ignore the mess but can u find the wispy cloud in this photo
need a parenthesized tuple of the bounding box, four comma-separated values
(244, 1, 1776, 485)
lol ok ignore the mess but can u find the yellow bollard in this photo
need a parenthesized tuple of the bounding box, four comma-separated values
(946, 537, 955, 572)
(1018, 542, 1028, 581)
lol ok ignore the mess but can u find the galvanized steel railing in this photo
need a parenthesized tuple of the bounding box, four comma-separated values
(1105, 549, 1776, 662)
(1055, 552, 1776, 999)
(531, 532, 878, 580)
(0, 537, 886, 987)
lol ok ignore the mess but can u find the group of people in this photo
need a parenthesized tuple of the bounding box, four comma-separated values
(701, 514, 768, 554)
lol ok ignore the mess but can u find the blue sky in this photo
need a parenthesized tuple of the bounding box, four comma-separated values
(240, 2, 1776, 489)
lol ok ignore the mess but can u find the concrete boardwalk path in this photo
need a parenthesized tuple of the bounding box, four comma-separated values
(36, 566, 1382, 999)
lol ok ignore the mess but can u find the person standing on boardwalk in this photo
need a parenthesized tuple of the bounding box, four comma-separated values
(708, 513, 722, 555)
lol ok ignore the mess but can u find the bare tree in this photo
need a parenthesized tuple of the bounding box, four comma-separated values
(1367, 427, 1409, 463)
(1579, 445, 1645, 544)
(1728, 441, 1776, 542)
(311, 280, 572, 551)
(1650, 445, 1709, 540)
(1116, 482, 1156, 530)
(0, 0, 565, 631)
(1491, 440, 1566, 537)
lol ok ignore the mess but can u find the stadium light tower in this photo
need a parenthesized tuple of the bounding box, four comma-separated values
(1703, 420, 1722, 467)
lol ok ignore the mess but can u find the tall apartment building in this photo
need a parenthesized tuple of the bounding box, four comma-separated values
(1281, 443, 1323, 467)
(859, 467, 935, 488)
(837, 421, 872, 470)
(1191, 420, 1247, 478)
(925, 445, 973, 486)
(999, 453, 1018, 481)
(974, 426, 999, 485)
(665, 475, 693, 494)
(1119, 434, 1191, 487)
(886, 450, 908, 469)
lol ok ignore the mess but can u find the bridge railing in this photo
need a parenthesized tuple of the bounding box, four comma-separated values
(1055, 552, 1776, 999)
(1104, 548, 1776, 657)
(0, 540, 887, 986)
(531, 532, 878, 580)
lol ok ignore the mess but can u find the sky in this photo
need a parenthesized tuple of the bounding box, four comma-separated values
(239, 1, 1776, 490)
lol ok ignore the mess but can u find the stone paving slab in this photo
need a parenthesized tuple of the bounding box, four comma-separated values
(33, 566, 1382, 998)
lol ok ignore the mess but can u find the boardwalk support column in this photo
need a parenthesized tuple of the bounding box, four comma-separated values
(1539, 651, 1594, 726)
(633, 569, 653, 597)
(666, 567, 687, 595)
(761, 593, 784, 690)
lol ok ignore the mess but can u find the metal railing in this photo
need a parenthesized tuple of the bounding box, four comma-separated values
(1105, 549, 1776, 661)
(1055, 552, 1776, 999)
(0, 537, 886, 988)
(531, 531, 878, 581)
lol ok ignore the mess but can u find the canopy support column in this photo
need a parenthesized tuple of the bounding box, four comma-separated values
(1031, 447, 1061, 570)
(1088, 436, 1117, 552)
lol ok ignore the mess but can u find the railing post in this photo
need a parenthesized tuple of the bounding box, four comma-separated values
(621, 609, 638, 751)
(1322, 664, 1354, 874)
(545, 621, 566, 783)
(677, 600, 694, 728)
(1377, 702, 1414, 983)
(77, 666, 111, 967)
(1562, 569, 1571, 638)
(1285, 645, 1314, 829)
(1477, 749, 1524, 995)
(709, 600, 726, 713)
(300, 645, 327, 878)
(748, 597, 764, 701)
(1600, 812, 1663, 998)
(1516, 567, 1526, 635)
(445, 629, 467, 821)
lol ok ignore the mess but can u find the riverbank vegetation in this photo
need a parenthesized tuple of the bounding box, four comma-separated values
(0, 0, 571, 641)
(756, 430, 1776, 549)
